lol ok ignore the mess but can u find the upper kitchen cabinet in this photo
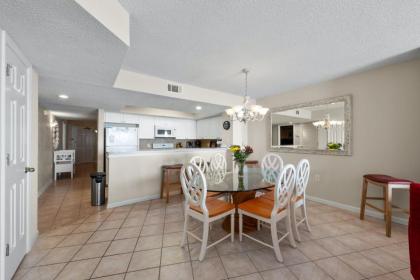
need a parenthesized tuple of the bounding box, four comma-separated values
(123, 114, 142, 125)
(197, 116, 222, 139)
(105, 112, 125, 123)
(138, 116, 155, 139)
(104, 112, 197, 140)
(175, 119, 196, 139)
(105, 112, 141, 125)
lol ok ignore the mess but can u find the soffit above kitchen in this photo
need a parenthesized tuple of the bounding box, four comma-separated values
(38, 77, 227, 119)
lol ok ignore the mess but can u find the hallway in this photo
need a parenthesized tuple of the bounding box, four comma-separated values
(38, 163, 106, 233)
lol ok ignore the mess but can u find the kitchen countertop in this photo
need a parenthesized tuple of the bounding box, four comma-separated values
(107, 147, 228, 158)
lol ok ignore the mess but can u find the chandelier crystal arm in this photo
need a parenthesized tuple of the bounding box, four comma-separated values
(225, 68, 269, 123)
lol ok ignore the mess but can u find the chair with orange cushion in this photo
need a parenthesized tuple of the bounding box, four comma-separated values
(238, 164, 297, 262)
(260, 159, 311, 241)
(180, 163, 235, 261)
(261, 153, 284, 185)
(190, 155, 221, 198)
(289, 159, 311, 241)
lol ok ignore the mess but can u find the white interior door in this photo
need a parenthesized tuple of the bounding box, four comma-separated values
(3, 35, 31, 280)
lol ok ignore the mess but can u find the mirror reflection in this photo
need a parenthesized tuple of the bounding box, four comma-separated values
(271, 101, 346, 151)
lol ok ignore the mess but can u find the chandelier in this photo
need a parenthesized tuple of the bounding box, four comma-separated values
(312, 114, 344, 129)
(225, 69, 269, 123)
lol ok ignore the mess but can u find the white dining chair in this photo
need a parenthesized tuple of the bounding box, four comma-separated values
(190, 156, 208, 174)
(238, 164, 297, 262)
(290, 159, 311, 241)
(209, 153, 227, 183)
(261, 153, 284, 184)
(180, 163, 235, 261)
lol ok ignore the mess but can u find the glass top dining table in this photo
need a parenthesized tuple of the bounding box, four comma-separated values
(206, 167, 274, 192)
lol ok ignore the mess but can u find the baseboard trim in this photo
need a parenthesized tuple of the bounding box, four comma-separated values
(38, 180, 52, 197)
(27, 230, 39, 253)
(306, 195, 408, 226)
(107, 194, 161, 209)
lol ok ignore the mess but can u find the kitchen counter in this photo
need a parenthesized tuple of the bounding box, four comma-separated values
(107, 147, 227, 157)
(106, 147, 230, 208)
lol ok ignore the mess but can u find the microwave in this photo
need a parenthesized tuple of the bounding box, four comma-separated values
(154, 127, 176, 138)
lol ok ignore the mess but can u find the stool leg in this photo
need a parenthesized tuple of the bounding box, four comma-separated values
(160, 169, 164, 199)
(385, 186, 392, 237)
(360, 178, 368, 220)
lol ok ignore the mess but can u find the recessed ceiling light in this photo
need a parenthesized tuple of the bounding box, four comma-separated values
(195, 105, 202, 110)
(58, 94, 69, 99)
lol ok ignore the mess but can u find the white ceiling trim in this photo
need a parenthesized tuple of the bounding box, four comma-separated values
(113, 69, 243, 107)
(121, 106, 196, 119)
(74, 0, 130, 46)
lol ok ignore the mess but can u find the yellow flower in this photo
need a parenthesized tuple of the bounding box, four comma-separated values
(229, 145, 241, 152)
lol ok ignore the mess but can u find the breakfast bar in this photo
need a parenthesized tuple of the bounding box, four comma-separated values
(106, 148, 229, 208)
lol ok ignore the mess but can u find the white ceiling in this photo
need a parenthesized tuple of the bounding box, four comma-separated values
(0, 0, 127, 86)
(120, 0, 420, 97)
(2, 1, 420, 119)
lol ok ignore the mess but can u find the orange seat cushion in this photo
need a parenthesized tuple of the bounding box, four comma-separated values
(261, 191, 303, 203)
(207, 191, 222, 197)
(190, 199, 234, 217)
(238, 197, 285, 219)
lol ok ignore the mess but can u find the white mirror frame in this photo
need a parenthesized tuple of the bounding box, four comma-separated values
(268, 95, 352, 156)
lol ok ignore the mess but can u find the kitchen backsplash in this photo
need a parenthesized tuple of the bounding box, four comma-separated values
(139, 138, 189, 149)
(139, 138, 220, 150)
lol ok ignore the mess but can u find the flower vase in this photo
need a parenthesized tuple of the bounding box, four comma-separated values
(237, 161, 245, 177)
(236, 161, 245, 190)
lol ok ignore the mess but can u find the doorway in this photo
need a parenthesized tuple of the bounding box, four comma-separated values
(65, 119, 97, 165)
(0, 30, 35, 280)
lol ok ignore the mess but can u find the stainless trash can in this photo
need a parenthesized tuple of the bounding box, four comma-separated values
(90, 172, 106, 206)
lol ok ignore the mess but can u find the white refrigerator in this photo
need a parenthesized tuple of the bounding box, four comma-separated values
(105, 125, 139, 154)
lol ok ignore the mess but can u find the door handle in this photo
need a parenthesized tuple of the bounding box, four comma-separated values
(25, 167, 35, 173)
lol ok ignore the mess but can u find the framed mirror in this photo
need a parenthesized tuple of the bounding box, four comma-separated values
(269, 95, 352, 155)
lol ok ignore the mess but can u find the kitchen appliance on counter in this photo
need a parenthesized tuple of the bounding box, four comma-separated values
(152, 143, 175, 149)
(154, 126, 176, 138)
(105, 124, 139, 153)
(186, 140, 201, 148)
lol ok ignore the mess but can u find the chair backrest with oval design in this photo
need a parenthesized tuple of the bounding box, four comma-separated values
(190, 156, 208, 174)
(295, 159, 310, 197)
(272, 164, 296, 216)
(209, 153, 227, 183)
(180, 163, 208, 215)
(261, 153, 284, 184)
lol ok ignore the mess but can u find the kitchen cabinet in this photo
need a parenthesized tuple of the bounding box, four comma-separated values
(123, 114, 141, 125)
(105, 112, 141, 125)
(197, 116, 222, 139)
(138, 116, 155, 139)
(104, 112, 197, 140)
(175, 119, 196, 139)
(105, 112, 125, 123)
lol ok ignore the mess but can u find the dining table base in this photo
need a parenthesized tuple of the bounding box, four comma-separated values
(222, 191, 258, 233)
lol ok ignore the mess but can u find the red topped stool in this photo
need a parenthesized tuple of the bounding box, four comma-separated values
(360, 174, 411, 237)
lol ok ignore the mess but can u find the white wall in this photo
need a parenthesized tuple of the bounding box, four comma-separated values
(29, 70, 39, 248)
(97, 109, 105, 171)
(248, 58, 420, 221)
(37, 107, 54, 196)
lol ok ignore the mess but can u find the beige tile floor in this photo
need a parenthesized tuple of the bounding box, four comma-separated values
(21, 171, 412, 280)
(38, 163, 106, 233)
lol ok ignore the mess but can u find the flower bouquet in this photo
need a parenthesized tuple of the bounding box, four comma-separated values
(229, 145, 254, 176)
